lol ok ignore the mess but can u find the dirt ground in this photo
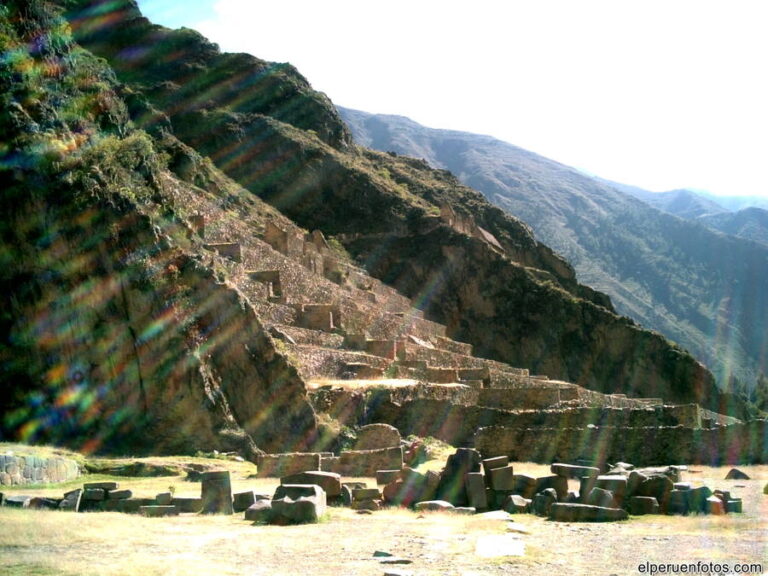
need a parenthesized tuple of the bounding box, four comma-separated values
(0, 462, 766, 576)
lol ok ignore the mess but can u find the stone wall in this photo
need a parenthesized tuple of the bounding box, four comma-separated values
(478, 388, 562, 410)
(0, 454, 80, 486)
(325, 447, 403, 476)
(256, 453, 321, 477)
(473, 420, 768, 467)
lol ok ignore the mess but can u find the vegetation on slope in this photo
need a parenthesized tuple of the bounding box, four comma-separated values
(340, 108, 768, 399)
(49, 0, 729, 412)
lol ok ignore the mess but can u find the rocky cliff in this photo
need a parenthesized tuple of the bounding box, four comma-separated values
(0, 0, 731, 456)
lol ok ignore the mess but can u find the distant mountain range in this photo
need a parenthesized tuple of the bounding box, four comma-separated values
(608, 183, 768, 248)
(340, 107, 768, 390)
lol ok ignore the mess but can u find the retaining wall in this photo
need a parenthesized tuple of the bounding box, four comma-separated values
(0, 454, 80, 486)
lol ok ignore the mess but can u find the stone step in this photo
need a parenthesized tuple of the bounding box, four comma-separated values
(287, 345, 394, 381)
(270, 324, 345, 349)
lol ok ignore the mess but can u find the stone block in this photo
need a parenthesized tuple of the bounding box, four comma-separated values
(628, 496, 659, 515)
(4, 495, 31, 508)
(351, 499, 381, 511)
(586, 487, 615, 508)
(481, 456, 509, 477)
(107, 489, 132, 500)
(536, 475, 568, 501)
(626, 470, 647, 497)
(353, 488, 381, 501)
(531, 489, 558, 517)
(551, 463, 600, 479)
(549, 503, 628, 522)
(667, 490, 689, 515)
(726, 499, 743, 513)
(281, 471, 342, 498)
(244, 500, 272, 523)
(489, 466, 515, 491)
(270, 496, 324, 524)
(82, 488, 106, 501)
(377, 470, 401, 486)
(513, 474, 538, 499)
(139, 506, 179, 517)
(274, 484, 327, 506)
(59, 489, 82, 512)
(414, 500, 455, 512)
(172, 497, 203, 513)
(337, 446, 403, 477)
(365, 340, 399, 360)
(465, 473, 488, 510)
(724, 468, 750, 480)
(636, 475, 673, 510)
(436, 448, 481, 506)
(200, 470, 233, 515)
(27, 497, 61, 510)
(354, 423, 401, 450)
(674, 482, 692, 491)
(84, 481, 119, 491)
(706, 496, 725, 515)
(104, 498, 155, 513)
(425, 367, 459, 384)
(233, 490, 257, 513)
(156, 492, 173, 506)
(502, 494, 530, 514)
(686, 486, 713, 514)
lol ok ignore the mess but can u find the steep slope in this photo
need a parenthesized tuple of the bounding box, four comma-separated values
(340, 108, 768, 391)
(612, 186, 729, 220)
(50, 0, 730, 411)
(698, 207, 768, 248)
(0, 1, 317, 454)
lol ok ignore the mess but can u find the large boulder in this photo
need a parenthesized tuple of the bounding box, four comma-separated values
(281, 471, 342, 498)
(353, 424, 401, 451)
(436, 448, 481, 506)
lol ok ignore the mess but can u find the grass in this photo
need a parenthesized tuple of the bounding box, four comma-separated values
(1, 448, 766, 575)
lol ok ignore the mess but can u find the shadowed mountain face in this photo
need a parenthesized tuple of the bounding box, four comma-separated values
(340, 108, 768, 390)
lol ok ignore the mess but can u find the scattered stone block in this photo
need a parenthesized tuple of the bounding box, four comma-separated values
(687, 486, 713, 514)
(436, 448, 481, 506)
(536, 475, 568, 501)
(489, 465, 515, 491)
(465, 472, 488, 510)
(595, 475, 627, 505)
(270, 496, 323, 524)
(667, 490, 689, 515)
(549, 503, 628, 522)
(531, 488, 558, 517)
(513, 474, 538, 499)
(59, 489, 82, 512)
(155, 492, 173, 505)
(4, 495, 31, 508)
(726, 499, 743, 513)
(414, 500, 455, 512)
(82, 488, 106, 501)
(725, 468, 750, 480)
(636, 475, 674, 510)
(200, 470, 233, 515)
(245, 500, 272, 522)
(551, 463, 600, 479)
(281, 471, 342, 498)
(27, 497, 61, 510)
(626, 470, 648, 497)
(674, 482, 692, 491)
(139, 505, 179, 517)
(586, 487, 615, 508)
(706, 496, 725, 515)
(352, 488, 381, 501)
(628, 496, 659, 515)
(107, 489, 132, 500)
(377, 470, 401, 486)
(84, 482, 118, 491)
(172, 497, 203, 513)
(502, 494, 530, 514)
(233, 490, 257, 513)
(481, 456, 509, 477)
(337, 447, 403, 476)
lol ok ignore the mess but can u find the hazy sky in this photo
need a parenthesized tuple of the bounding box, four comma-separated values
(137, 0, 768, 197)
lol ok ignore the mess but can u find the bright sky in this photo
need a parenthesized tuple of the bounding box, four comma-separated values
(136, 0, 768, 197)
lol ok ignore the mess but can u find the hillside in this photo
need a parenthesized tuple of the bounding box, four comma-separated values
(0, 0, 733, 455)
(340, 108, 768, 391)
(698, 207, 768, 248)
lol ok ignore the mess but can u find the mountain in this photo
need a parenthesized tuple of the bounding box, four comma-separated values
(339, 108, 768, 391)
(698, 207, 768, 248)
(609, 185, 729, 220)
(615, 185, 768, 248)
(0, 0, 733, 454)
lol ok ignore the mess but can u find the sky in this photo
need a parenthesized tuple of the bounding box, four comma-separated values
(136, 0, 768, 197)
